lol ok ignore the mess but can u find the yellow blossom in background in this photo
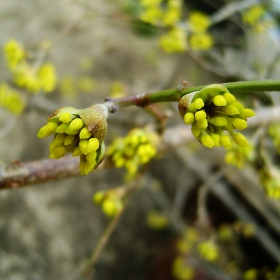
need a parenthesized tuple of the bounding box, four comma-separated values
(146, 210, 169, 229)
(59, 77, 77, 99)
(140, 0, 163, 8)
(242, 5, 265, 26)
(13, 62, 57, 94)
(189, 33, 213, 51)
(159, 28, 187, 53)
(107, 128, 159, 178)
(162, 6, 181, 26)
(3, 39, 25, 70)
(140, 6, 163, 25)
(79, 57, 93, 71)
(243, 268, 258, 280)
(188, 12, 211, 33)
(225, 142, 253, 169)
(0, 83, 25, 115)
(13, 63, 41, 93)
(172, 257, 195, 280)
(77, 77, 97, 93)
(93, 189, 123, 217)
(109, 81, 125, 98)
(38, 63, 57, 93)
(197, 240, 219, 262)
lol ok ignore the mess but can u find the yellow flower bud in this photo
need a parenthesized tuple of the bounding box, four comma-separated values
(224, 105, 240, 115)
(55, 123, 68, 134)
(213, 95, 227, 106)
(196, 119, 208, 129)
(201, 133, 214, 148)
(193, 98, 204, 110)
(239, 109, 255, 119)
(184, 112, 194, 124)
(231, 118, 247, 130)
(79, 127, 91, 139)
(221, 134, 232, 148)
(191, 124, 201, 137)
(79, 139, 89, 155)
(210, 133, 221, 146)
(93, 191, 105, 205)
(195, 110, 206, 121)
(50, 145, 67, 159)
(209, 117, 227, 126)
(58, 112, 72, 123)
(223, 92, 236, 104)
(88, 138, 99, 153)
(69, 118, 83, 130)
(86, 151, 97, 163)
(64, 134, 75, 146)
(232, 132, 248, 147)
(54, 133, 66, 146)
(72, 146, 83, 157)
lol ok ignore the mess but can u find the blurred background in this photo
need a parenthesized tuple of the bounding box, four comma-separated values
(1, 0, 280, 279)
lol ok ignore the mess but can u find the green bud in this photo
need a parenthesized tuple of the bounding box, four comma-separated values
(184, 112, 194, 124)
(199, 84, 228, 98)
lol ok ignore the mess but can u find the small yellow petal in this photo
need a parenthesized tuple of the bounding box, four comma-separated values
(64, 134, 75, 145)
(196, 119, 208, 129)
(195, 110, 206, 121)
(231, 118, 247, 130)
(79, 139, 89, 155)
(213, 95, 227, 106)
(201, 133, 214, 148)
(86, 151, 97, 163)
(72, 146, 83, 157)
(193, 98, 204, 110)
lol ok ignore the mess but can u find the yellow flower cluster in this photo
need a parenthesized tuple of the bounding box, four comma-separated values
(243, 268, 258, 280)
(172, 257, 194, 280)
(146, 210, 169, 229)
(3, 39, 57, 94)
(197, 240, 219, 262)
(268, 124, 280, 153)
(3, 39, 25, 70)
(59, 76, 97, 99)
(140, 0, 182, 26)
(13, 62, 57, 93)
(242, 5, 265, 26)
(38, 105, 107, 175)
(93, 189, 123, 217)
(159, 28, 187, 53)
(178, 84, 255, 149)
(107, 128, 158, 177)
(0, 83, 25, 115)
(188, 12, 213, 51)
(225, 142, 253, 168)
